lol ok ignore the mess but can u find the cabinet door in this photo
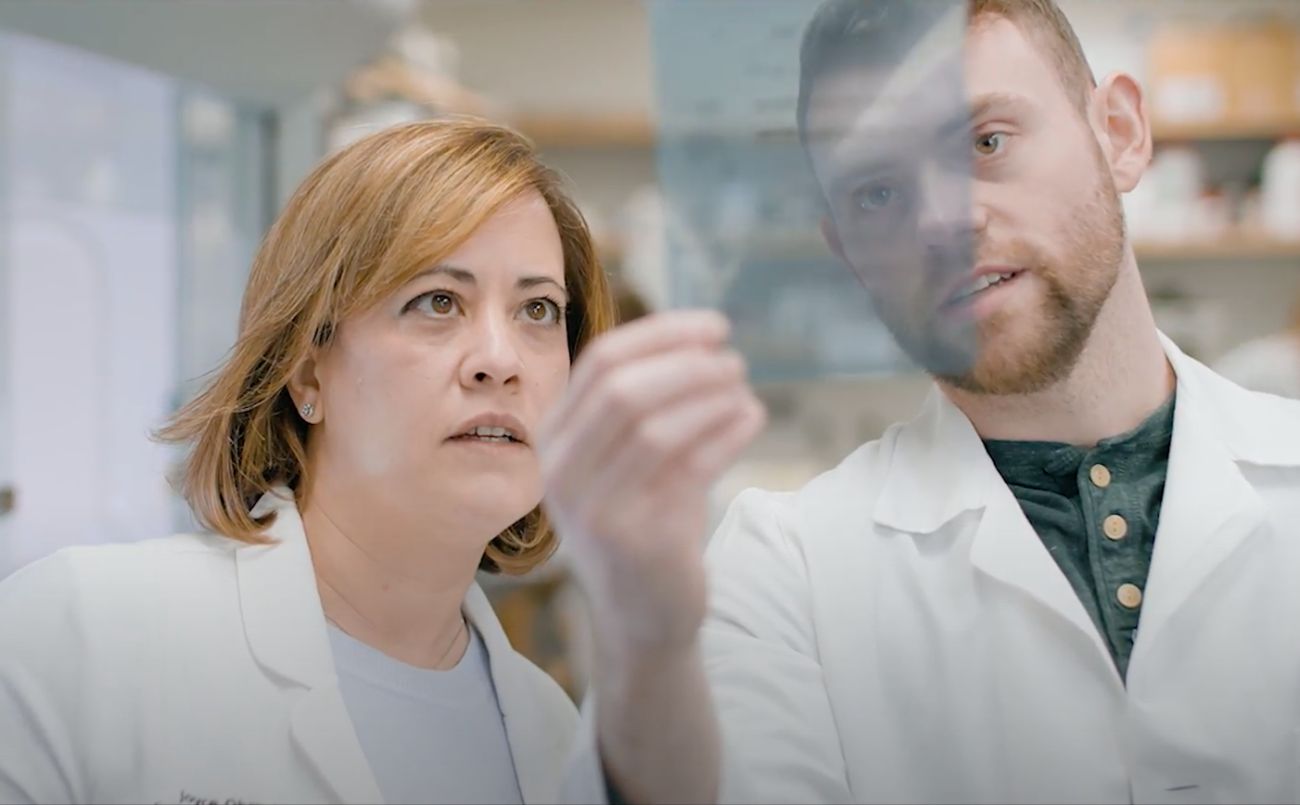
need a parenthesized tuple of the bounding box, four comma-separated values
(0, 32, 179, 576)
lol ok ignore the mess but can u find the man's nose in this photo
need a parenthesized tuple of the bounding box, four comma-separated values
(915, 163, 978, 248)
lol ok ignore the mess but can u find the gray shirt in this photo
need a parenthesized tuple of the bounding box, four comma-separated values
(327, 623, 524, 805)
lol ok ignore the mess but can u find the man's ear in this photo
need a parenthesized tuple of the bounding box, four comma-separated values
(1090, 71, 1153, 194)
(288, 351, 323, 424)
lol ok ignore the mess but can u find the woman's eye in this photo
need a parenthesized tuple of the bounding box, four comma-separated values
(407, 291, 460, 317)
(975, 132, 1006, 156)
(853, 183, 899, 213)
(521, 298, 563, 325)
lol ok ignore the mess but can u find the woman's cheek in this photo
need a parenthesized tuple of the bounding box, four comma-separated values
(347, 378, 418, 479)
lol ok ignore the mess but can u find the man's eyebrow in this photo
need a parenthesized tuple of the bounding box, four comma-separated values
(930, 93, 1033, 140)
(968, 92, 1034, 123)
(823, 92, 1037, 188)
(826, 158, 896, 198)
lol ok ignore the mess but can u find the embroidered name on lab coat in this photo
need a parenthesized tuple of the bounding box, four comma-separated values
(160, 789, 259, 805)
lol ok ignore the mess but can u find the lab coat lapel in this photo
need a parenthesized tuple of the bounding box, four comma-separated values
(1136, 349, 1267, 653)
(236, 487, 384, 805)
(289, 685, 386, 805)
(967, 474, 1108, 655)
(873, 389, 987, 534)
(878, 391, 1106, 655)
(466, 584, 562, 804)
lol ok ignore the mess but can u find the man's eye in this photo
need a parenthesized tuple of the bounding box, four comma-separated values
(854, 184, 898, 212)
(975, 132, 1006, 156)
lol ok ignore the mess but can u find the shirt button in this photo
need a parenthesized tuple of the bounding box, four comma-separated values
(1089, 464, 1112, 488)
(1103, 514, 1129, 540)
(1116, 583, 1143, 609)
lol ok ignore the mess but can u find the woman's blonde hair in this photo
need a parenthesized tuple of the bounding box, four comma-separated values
(159, 119, 616, 575)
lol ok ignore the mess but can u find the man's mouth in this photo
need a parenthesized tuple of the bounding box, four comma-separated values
(947, 270, 1023, 306)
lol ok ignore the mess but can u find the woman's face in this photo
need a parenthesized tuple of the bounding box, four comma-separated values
(302, 191, 571, 543)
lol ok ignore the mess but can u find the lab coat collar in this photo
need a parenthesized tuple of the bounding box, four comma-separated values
(872, 386, 991, 535)
(236, 486, 383, 804)
(237, 486, 331, 689)
(234, 486, 558, 804)
(1133, 335, 1285, 656)
(873, 382, 1112, 669)
(470, 580, 571, 805)
(873, 332, 1300, 536)
(1160, 332, 1300, 469)
(870, 333, 1294, 673)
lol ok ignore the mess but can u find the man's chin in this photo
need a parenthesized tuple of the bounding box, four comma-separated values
(890, 317, 981, 379)
(937, 361, 1053, 397)
(937, 325, 1081, 396)
(889, 307, 1085, 395)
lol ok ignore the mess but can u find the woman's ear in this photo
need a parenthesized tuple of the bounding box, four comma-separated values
(1090, 71, 1153, 194)
(288, 352, 323, 424)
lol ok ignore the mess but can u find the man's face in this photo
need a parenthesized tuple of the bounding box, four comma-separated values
(807, 13, 1126, 394)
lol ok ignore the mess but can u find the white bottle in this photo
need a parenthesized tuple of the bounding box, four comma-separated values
(1262, 137, 1300, 240)
(1138, 147, 1204, 242)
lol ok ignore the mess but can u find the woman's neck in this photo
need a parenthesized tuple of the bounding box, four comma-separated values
(298, 477, 482, 669)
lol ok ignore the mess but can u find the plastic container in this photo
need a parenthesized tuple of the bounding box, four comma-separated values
(1262, 137, 1300, 240)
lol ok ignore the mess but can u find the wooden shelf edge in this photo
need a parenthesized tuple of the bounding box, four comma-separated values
(509, 114, 1300, 148)
(1135, 237, 1300, 260)
(513, 112, 656, 149)
(1152, 118, 1300, 142)
(612, 235, 1300, 263)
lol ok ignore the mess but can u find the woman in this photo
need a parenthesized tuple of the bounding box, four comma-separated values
(0, 119, 614, 804)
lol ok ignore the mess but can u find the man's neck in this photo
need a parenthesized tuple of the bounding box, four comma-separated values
(943, 259, 1176, 448)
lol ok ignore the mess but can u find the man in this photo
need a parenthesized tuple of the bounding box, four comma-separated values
(540, 1, 1300, 802)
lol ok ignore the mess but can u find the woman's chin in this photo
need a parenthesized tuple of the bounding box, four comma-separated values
(400, 465, 541, 531)
(451, 482, 540, 528)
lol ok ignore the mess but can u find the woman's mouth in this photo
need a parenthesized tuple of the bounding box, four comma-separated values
(449, 425, 524, 444)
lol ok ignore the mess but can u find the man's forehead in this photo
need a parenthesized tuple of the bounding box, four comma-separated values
(804, 17, 1058, 172)
(805, 63, 965, 144)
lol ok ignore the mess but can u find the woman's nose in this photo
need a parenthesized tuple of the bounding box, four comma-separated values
(459, 314, 524, 388)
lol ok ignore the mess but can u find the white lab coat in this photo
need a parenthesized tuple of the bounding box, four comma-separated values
(0, 487, 577, 805)
(564, 335, 1300, 804)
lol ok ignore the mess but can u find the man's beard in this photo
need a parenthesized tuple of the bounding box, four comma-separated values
(881, 165, 1126, 396)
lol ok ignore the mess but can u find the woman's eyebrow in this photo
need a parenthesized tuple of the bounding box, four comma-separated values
(518, 276, 567, 297)
(414, 265, 567, 298)
(418, 264, 476, 284)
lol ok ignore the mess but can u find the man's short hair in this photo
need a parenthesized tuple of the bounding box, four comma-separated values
(796, 0, 1097, 142)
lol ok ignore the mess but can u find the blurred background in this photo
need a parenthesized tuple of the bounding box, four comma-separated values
(0, 0, 1298, 697)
